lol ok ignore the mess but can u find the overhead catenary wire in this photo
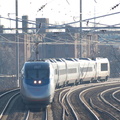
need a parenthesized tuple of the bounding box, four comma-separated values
(59, 11, 120, 27)
(0, 28, 120, 46)
(1, 9, 120, 46)
(1, 11, 120, 29)
(0, 1, 120, 78)
(1, 33, 120, 46)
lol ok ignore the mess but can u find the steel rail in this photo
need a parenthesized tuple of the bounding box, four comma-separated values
(0, 88, 19, 98)
(0, 92, 19, 119)
(79, 88, 100, 120)
(100, 87, 120, 112)
(112, 89, 120, 102)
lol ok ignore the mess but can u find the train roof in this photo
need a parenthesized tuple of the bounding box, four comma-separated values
(24, 61, 50, 70)
(95, 57, 109, 62)
(27, 59, 47, 62)
(26, 57, 109, 64)
(79, 58, 91, 60)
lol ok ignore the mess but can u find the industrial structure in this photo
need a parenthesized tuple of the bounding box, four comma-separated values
(1, 15, 120, 78)
(0, 16, 98, 61)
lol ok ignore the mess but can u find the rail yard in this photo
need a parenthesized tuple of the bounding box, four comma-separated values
(0, 1, 120, 120)
(0, 78, 120, 120)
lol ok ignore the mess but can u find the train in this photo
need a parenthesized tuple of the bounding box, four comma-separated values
(20, 57, 110, 107)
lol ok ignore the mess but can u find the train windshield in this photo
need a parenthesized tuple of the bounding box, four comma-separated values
(24, 63, 50, 86)
(26, 69, 49, 79)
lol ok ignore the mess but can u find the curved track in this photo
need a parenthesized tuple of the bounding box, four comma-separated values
(0, 89, 50, 120)
(0, 79, 120, 120)
(80, 83, 120, 120)
(112, 89, 120, 102)
(52, 80, 120, 120)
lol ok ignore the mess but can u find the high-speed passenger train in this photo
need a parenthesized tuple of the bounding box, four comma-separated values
(20, 57, 110, 107)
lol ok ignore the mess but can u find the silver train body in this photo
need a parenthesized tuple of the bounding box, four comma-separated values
(20, 57, 110, 106)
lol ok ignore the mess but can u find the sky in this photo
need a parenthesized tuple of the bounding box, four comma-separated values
(0, 0, 120, 28)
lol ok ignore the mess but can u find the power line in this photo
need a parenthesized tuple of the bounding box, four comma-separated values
(1, 11, 120, 28)
(58, 11, 120, 27)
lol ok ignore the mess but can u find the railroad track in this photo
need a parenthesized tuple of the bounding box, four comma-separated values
(80, 83, 120, 120)
(0, 89, 50, 120)
(100, 87, 120, 111)
(0, 89, 20, 119)
(112, 89, 120, 102)
(0, 79, 120, 120)
(24, 108, 48, 120)
(52, 80, 120, 120)
(53, 84, 100, 120)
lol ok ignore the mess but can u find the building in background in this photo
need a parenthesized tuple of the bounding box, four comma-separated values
(1, 16, 120, 78)
(0, 16, 99, 75)
(0, 17, 99, 61)
(36, 18, 49, 33)
(22, 15, 28, 33)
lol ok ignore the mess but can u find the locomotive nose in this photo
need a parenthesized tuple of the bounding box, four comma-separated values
(24, 82, 50, 96)
(21, 84, 52, 105)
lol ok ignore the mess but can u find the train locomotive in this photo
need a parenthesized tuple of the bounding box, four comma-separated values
(20, 57, 110, 107)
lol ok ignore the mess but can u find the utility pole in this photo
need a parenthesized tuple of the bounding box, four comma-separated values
(79, 0, 82, 58)
(16, 0, 19, 87)
(35, 42, 39, 60)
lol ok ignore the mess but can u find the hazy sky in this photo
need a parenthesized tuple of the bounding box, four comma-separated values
(0, 0, 120, 28)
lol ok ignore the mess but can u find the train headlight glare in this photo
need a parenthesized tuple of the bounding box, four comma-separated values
(38, 80, 42, 84)
(34, 80, 37, 84)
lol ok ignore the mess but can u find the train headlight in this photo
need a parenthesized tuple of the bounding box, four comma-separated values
(38, 80, 42, 84)
(34, 80, 37, 84)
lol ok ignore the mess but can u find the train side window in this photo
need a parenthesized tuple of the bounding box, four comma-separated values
(68, 68, 77, 73)
(80, 67, 92, 72)
(101, 63, 108, 71)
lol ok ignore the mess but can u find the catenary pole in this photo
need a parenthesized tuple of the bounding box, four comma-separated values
(16, 0, 19, 87)
(79, 0, 82, 58)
